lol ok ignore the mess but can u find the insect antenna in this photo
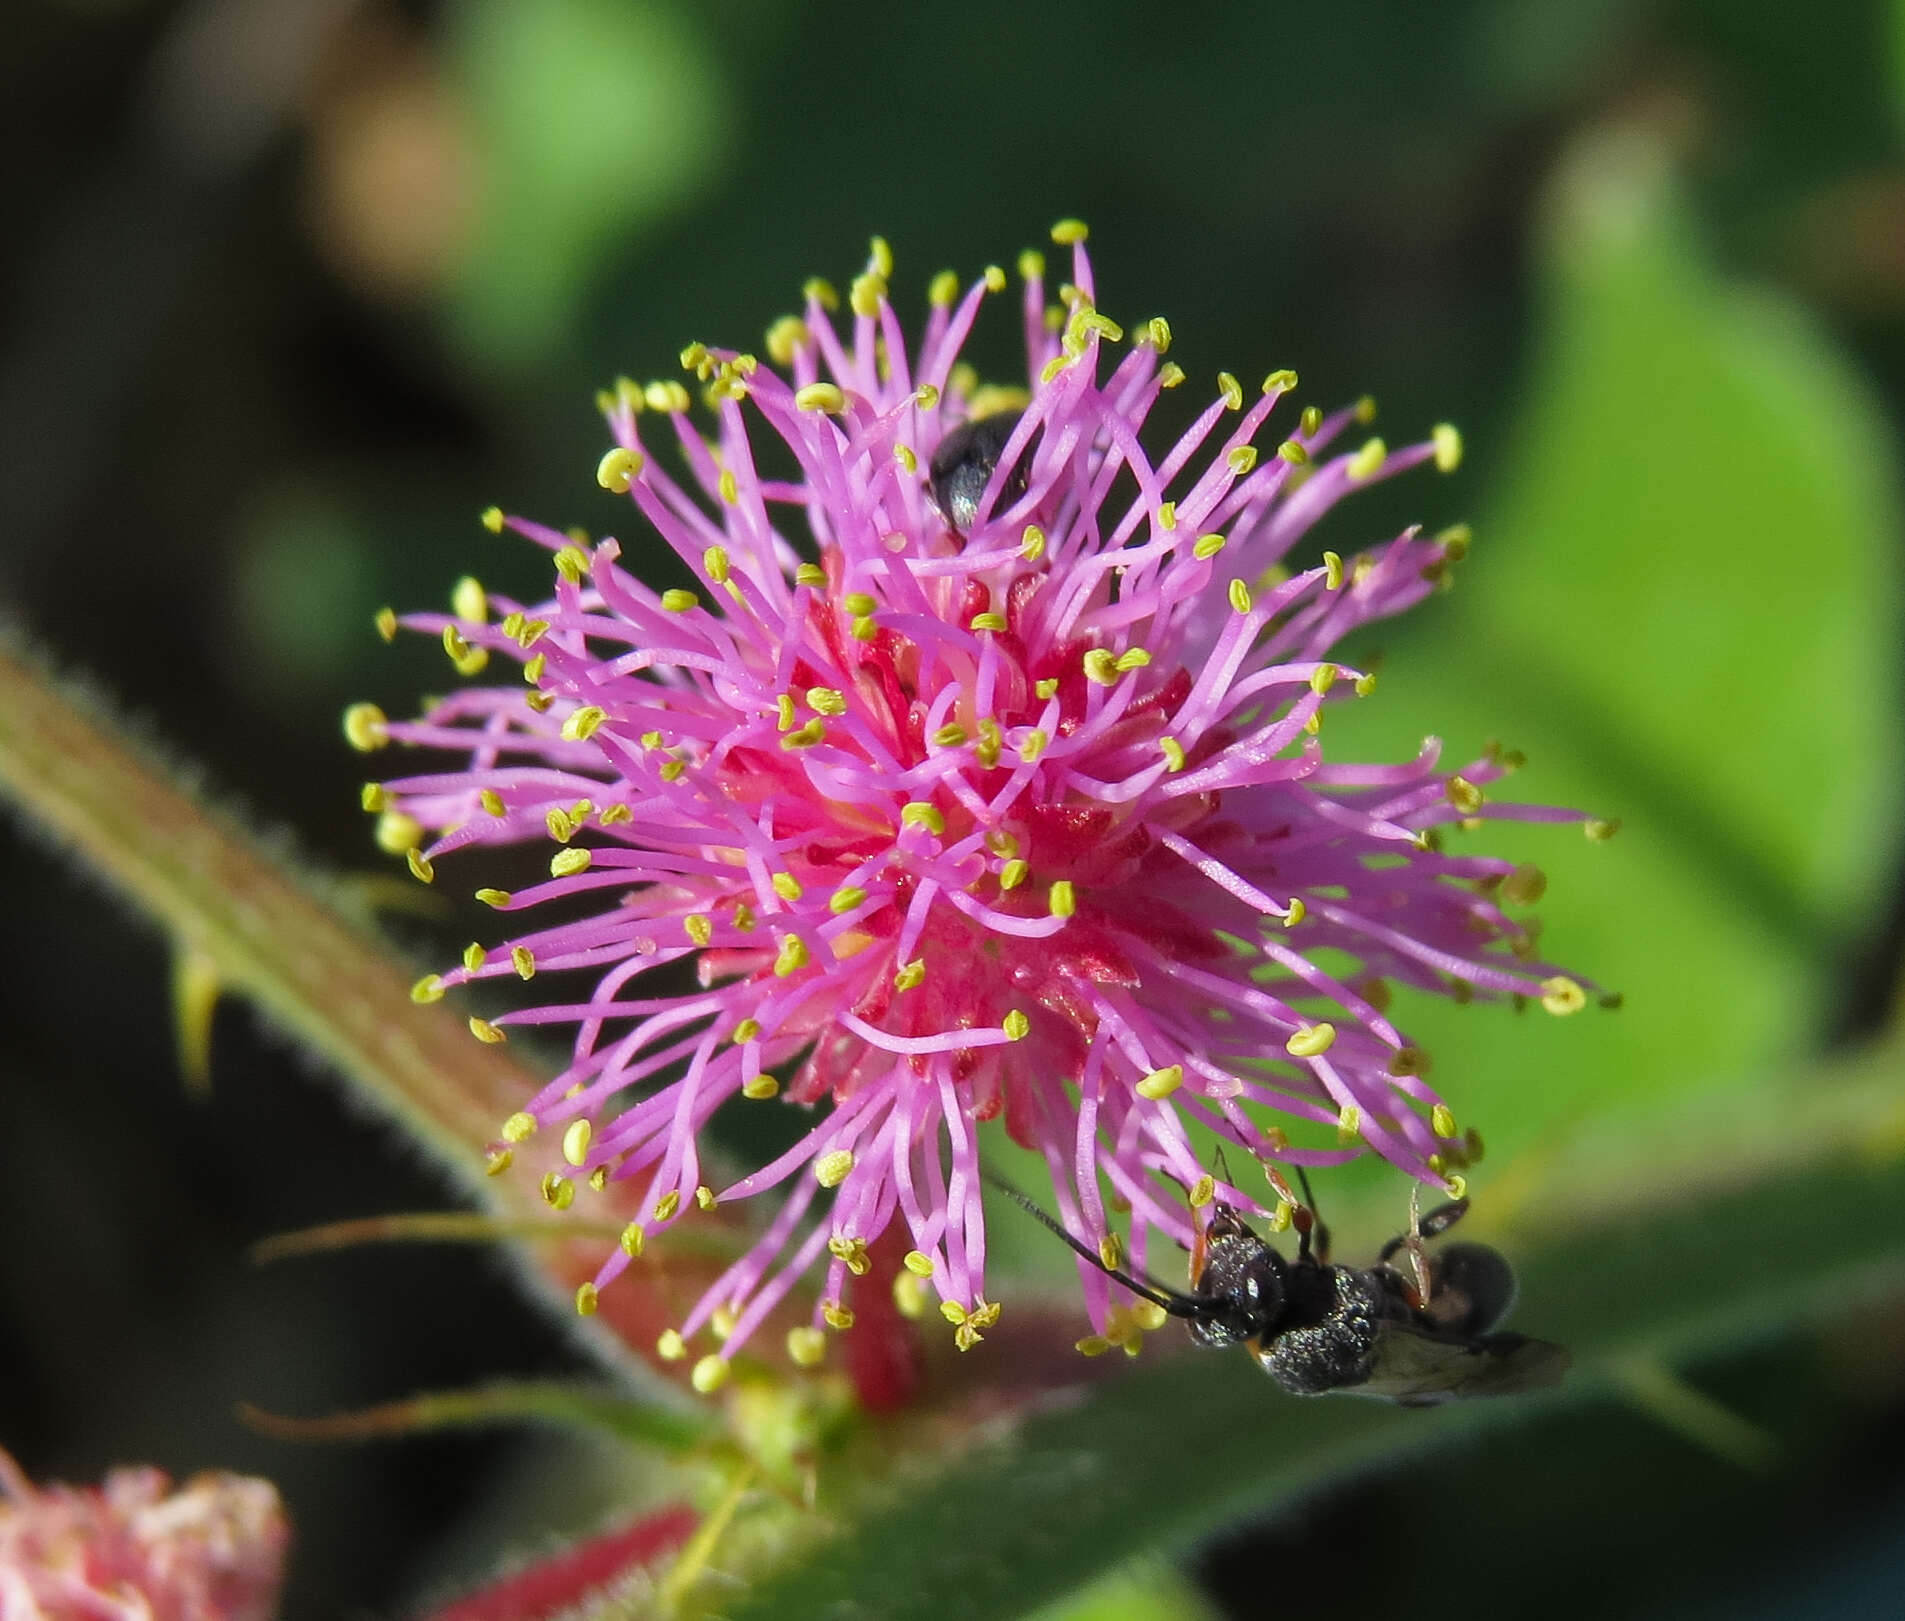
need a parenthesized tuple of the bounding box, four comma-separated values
(981, 1169, 1203, 1319)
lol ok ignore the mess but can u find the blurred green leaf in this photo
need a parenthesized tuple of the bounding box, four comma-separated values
(1023, 1562, 1220, 1621)
(1326, 123, 1903, 1165)
(448, 0, 733, 369)
(726, 1042, 1905, 1621)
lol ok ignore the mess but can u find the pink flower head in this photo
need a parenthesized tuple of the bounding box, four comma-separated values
(0, 1449, 288, 1621)
(360, 224, 1591, 1373)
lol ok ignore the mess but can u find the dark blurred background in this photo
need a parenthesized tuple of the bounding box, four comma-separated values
(4, 2, 1905, 1617)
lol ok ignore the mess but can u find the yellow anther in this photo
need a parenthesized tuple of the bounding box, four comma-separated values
(1355, 671, 1379, 698)
(1585, 817, 1622, 842)
(478, 505, 506, 535)
(1082, 648, 1119, 685)
(730, 1017, 762, 1045)
(787, 1325, 827, 1367)
(1048, 879, 1076, 918)
(1114, 649, 1151, 673)
(695, 1184, 717, 1212)
(501, 1111, 537, 1144)
(796, 382, 846, 414)
(405, 847, 435, 884)
(806, 686, 847, 715)
(1225, 445, 1259, 476)
(562, 706, 608, 746)
(643, 380, 690, 414)
(673, 913, 709, 949)
(1503, 863, 1547, 906)
(1212, 372, 1242, 411)
(1310, 663, 1339, 695)
(931, 722, 968, 747)
(1270, 1201, 1295, 1232)
(1050, 217, 1090, 244)
(993, 857, 1028, 891)
(814, 1149, 855, 1188)
(970, 612, 1007, 632)
(1355, 395, 1378, 424)
(928, 268, 960, 307)
(850, 272, 886, 319)
(822, 1301, 855, 1331)
(1446, 776, 1484, 813)
(780, 718, 826, 749)
(653, 1189, 682, 1223)
(1002, 1009, 1031, 1041)
(1430, 1104, 1458, 1140)
(1431, 423, 1464, 473)
(660, 588, 700, 614)
(1136, 1065, 1184, 1100)
(829, 885, 868, 916)
(596, 446, 644, 493)
(828, 1234, 872, 1276)
(1077, 1335, 1112, 1357)
(969, 1300, 1001, 1331)
(1158, 362, 1186, 389)
(691, 1354, 730, 1395)
(562, 1118, 593, 1166)
(901, 801, 946, 836)
(374, 809, 422, 854)
(843, 591, 877, 617)
(915, 383, 942, 409)
(1018, 247, 1046, 281)
(1018, 729, 1048, 763)
(1017, 524, 1047, 562)
(893, 958, 926, 991)
(1189, 1174, 1216, 1208)
(742, 1074, 780, 1100)
(468, 1016, 506, 1046)
(409, 973, 445, 1005)
(1347, 438, 1387, 481)
(1541, 976, 1587, 1016)
(506, 946, 534, 981)
(771, 872, 803, 902)
(1437, 523, 1473, 562)
(983, 264, 1007, 293)
(1277, 440, 1309, 466)
(573, 1282, 599, 1317)
(1039, 354, 1074, 386)
(1336, 1105, 1363, 1146)
(657, 1328, 686, 1361)
(679, 340, 710, 375)
(774, 934, 810, 976)
(1158, 736, 1186, 773)
(1144, 315, 1172, 352)
(1282, 897, 1307, 928)
(1286, 1022, 1337, 1058)
(1315, 551, 1341, 590)
(342, 702, 389, 752)
(1228, 578, 1253, 614)
(940, 1300, 968, 1325)
(1261, 368, 1298, 395)
(539, 1171, 573, 1209)
(1035, 677, 1059, 699)
(895, 443, 917, 473)
(484, 1148, 513, 1177)
(452, 575, 488, 624)
(550, 848, 592, 878)
(544, 807, 576, 845)
(765, 315, 808, 366)
(373, 606, 398, 643)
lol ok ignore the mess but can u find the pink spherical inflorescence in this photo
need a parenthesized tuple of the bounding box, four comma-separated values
(0, 1449, 288, 1621)
(358, 224, 1592, 1374)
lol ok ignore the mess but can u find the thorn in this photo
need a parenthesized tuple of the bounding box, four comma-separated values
(172, 944, 221, 1097)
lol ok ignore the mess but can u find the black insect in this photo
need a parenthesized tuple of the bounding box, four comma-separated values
(928, 410, 1034, 535)
(989, 1169, 1569, 1406)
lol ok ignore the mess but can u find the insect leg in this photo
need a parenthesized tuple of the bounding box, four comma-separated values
(1293, 1166, 1332, 1265)
(1377, 1195, 1471, 1264)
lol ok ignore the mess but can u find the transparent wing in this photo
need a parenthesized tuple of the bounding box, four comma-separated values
(1340, 1325, 1571, 1406)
